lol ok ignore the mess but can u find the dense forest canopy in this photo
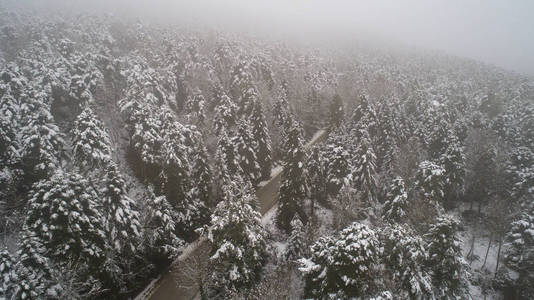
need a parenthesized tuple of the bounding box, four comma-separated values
(0, 2, 534, 299)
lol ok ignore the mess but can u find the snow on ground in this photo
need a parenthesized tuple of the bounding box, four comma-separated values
(451, 204, 504, 299)
(258, 164, 283, 187)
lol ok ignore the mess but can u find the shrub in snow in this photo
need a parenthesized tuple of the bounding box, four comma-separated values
(208, 181, 266, 294)
(381, 177, 408, 222)
(299, 222, 380, 298)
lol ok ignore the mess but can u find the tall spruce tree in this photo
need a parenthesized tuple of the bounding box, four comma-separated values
(251, 101, 272, 181)
(208, 181, 266, 294)
(101, 163, 141, 253)
(425, 216, 467, 298)
(299, 222, 381, 298)
(277, 121, 308, 233)
(381, 224, 432, 299)
(352, 128, 378, 203)
(72, 106, 112, 169)
(23, 171, 106, 268)
(382, 177, 408, 223)
(328, 94, 344, 129)
(234, 120, 262, 185)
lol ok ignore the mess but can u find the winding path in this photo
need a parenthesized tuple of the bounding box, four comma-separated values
(135, 129, 328, 300)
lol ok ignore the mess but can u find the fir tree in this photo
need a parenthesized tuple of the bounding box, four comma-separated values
(324, 140, 351, 198)
(189, 136, 212, 208)
(352, 129, 378, 203)
(425, 216, 467, 299)
(440, 138, 465, 203)
(23, 171, 106, 267)
(21, 105, 65, 183)
(285, 216, 305, 262)
(0, 248, 16, 298)
(307, 146, 327, 207)
(72, 106, 112, 169)
(234, 120, 262, 185)
(277, 121, 308, 233)
(415, 160, 446, 205)
(215, 129, 243, 184)
(382, 177, 408, 223)
(158, 116, 191, 209)
(212, 92, 238, 135)
(251, 101, 272, 181)
(101, 163, 141, 253)
(141, 188, 183, 261)
(299, 222, 381, 298)
(208, 181, 267, 293)
(381, 224, 432, 299)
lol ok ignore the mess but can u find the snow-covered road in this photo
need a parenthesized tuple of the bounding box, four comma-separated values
(135, 129, 328, 300)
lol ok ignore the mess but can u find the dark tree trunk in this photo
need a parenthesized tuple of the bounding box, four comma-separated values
(495, 234, 503, 276)
(482, 232, 492, 269)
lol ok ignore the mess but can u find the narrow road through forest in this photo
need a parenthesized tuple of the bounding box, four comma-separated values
(135, 129, 328, 300)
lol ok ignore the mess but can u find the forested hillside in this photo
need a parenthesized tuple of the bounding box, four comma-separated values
(1, 8, 534, 300)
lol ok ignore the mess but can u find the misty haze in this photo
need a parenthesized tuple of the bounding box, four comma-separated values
(0, 1, 533, 299)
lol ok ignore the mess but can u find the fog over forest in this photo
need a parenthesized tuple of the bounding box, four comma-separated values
(8, 0, 534, 76)
(1, 1, 534, 300)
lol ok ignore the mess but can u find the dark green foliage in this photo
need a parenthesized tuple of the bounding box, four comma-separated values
(382, 177, 408, 222)
(425, 216, 467, 298)
(23, 171, 106, 267)
(251, 101, 272, 181)
(299, 223, 380, 298)
(277, 122, 308, 233)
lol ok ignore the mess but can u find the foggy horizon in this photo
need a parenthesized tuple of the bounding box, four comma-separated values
(6, 0, 534, 76)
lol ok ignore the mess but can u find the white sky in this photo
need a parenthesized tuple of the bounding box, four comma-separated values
(12, 0, 534, 76)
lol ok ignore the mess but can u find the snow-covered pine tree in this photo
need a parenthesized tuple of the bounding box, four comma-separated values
(272, 80, 290, 128)
(381, 224, 433, 299)
(215, 128, 243, 184)
(375, 99, 398, 171)
(72, 106, 112, 169)
(307, 146, 327, 207)
(23, 171, 106, 267)
(14, 231, 54, 299)
(440, 137, 465, 203)
(185, 88, 206, 125)
(0, 248, 16, 298)
(425, 216, 467, 298)
(299, 222, 381, 298)
(101, 163, 141, 254)
(506, 200, 534, 268)
(328, 94, 344, 129)
(352, 128, 378, 203)
(382, 176, 408, 223)
(351, 94, 378, 136)
(324, 138, 351, 198)
(208, 180, 266, 293)
(507, 146, 534, 199)
(212, 92, 238, 135)
(277, 121, 308, 233)
(285, 216, 305, 262)
(141, 187, 183, 261)
(251, 101, 272, 181)
(234, 120, 262, 185)
(20, 97, 65, 183)
(415, 160, 446, 205)
(189, 135, 212, 209)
